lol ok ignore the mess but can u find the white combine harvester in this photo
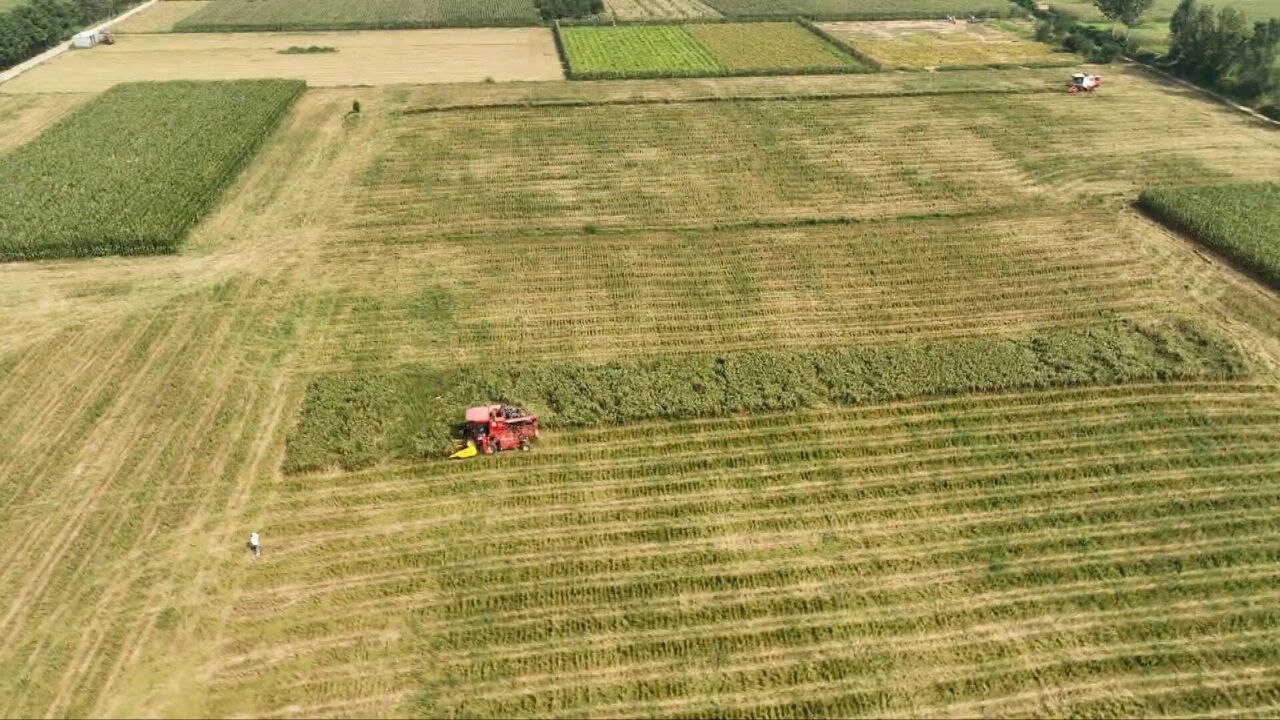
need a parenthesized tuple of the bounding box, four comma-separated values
(1068, 72, 1102, 94)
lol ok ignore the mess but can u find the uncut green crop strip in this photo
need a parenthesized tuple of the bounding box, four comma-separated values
(229, 384, 1280, 716)
(285, 319, 1244, 472)
(1139, 183, 1280, 289)
(560, 22, 866, 78)
(0, 80, 304, 261)
(174, 0, 539, 31)
(699, 0, 1012, 19)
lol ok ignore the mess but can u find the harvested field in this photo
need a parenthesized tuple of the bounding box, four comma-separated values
(307, 214, 1176, 370)
(701, 0, 1014, 19)
(356, 71, 1280, 238)
(603, 0, 721, 19)
(361, 96, 1037, 232)
(0, 93, 89, 154)
(109, 1, 211, 33)
(821, 19, 1076, 68)
(223, 384, 1280, 717)
(174, 0, 540, 32)
(2, 67, 1280, 720)
(0, 29, 563, 93)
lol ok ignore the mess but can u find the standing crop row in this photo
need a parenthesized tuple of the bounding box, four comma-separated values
(0, 80, 305, 262)
(284, 319, 1246, 472)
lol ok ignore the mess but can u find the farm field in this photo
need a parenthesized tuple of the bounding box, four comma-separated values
(821, 20, 1076, 68)
(699, 0, 1015, 20)
(2, 49, 1280, 720)
(603, 0, 722, 19)
(173, 0, 540, 32)
(0, 29, 563, 93)
(559, 22, 865, 79)
(1050, 0, 1280, 21)
(0, 80, 304, 260)
(109, 1, 212, 33)
(1140, 183, 1280, 288)
(223, 384, 1280, 717)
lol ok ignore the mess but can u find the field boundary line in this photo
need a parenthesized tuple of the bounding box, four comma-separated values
(0, 0, 159, 87)
(398, 84, 1056, 115)
(375, 204, 1039, 244)
(1123, 61, 1279, 129)
(1133, 201, 1280, 299)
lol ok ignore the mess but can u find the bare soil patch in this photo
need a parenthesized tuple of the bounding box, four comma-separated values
(0, 28, 563, 93)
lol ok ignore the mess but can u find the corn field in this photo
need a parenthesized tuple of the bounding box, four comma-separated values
(173, 0, 541, 32)
(1139, 182, 1280, 289)
(0, 80, 305, 262)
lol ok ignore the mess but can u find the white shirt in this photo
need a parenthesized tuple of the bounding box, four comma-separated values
(249, 533, 260, 546)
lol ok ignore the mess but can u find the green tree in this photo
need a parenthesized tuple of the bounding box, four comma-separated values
(1094, 0, 1156, 35)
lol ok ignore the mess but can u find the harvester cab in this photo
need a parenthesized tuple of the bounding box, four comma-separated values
(1068, 72, 1102, 94)
(98, 31, 115, 45)
(449, 404, 538, 459)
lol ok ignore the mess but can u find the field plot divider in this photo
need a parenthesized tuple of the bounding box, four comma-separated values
(399, 85, 1057, 115)
(550, 20, 573, 78)
(372, 206, 1040, 245)
(796, 18, 882, 70)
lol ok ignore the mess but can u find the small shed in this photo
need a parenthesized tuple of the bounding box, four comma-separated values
(72, 31, 98, 49)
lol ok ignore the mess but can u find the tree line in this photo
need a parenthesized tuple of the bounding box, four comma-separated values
(535, 0, 603, 20)
(0, 0, 131, 70)
(1167, 0, 1279, 102)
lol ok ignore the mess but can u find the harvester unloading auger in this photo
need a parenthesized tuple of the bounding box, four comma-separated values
(448, 404, 539, 459)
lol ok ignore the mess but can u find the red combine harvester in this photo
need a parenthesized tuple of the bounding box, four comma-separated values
(449, 405, 538, 459)
(1068, 72, 1102, 94)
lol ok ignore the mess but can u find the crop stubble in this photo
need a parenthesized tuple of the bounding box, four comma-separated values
(1, 69, 1280, 718)
(0, 29, 564, 93)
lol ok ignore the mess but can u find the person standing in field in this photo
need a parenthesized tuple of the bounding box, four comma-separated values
(249, 531, 261, 557)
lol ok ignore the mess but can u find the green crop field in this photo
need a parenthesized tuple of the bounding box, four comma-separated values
(559, 26, 721, 76)
(560, 22, 867, 78)
(700, 0, 1015, 20)
(0, 80, 303, 261)
(173, 0, 540, 32)
(1140, 183, 1280, 288)
(1052, 0, 1280, 21)
(2, 57, 1280, 720)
